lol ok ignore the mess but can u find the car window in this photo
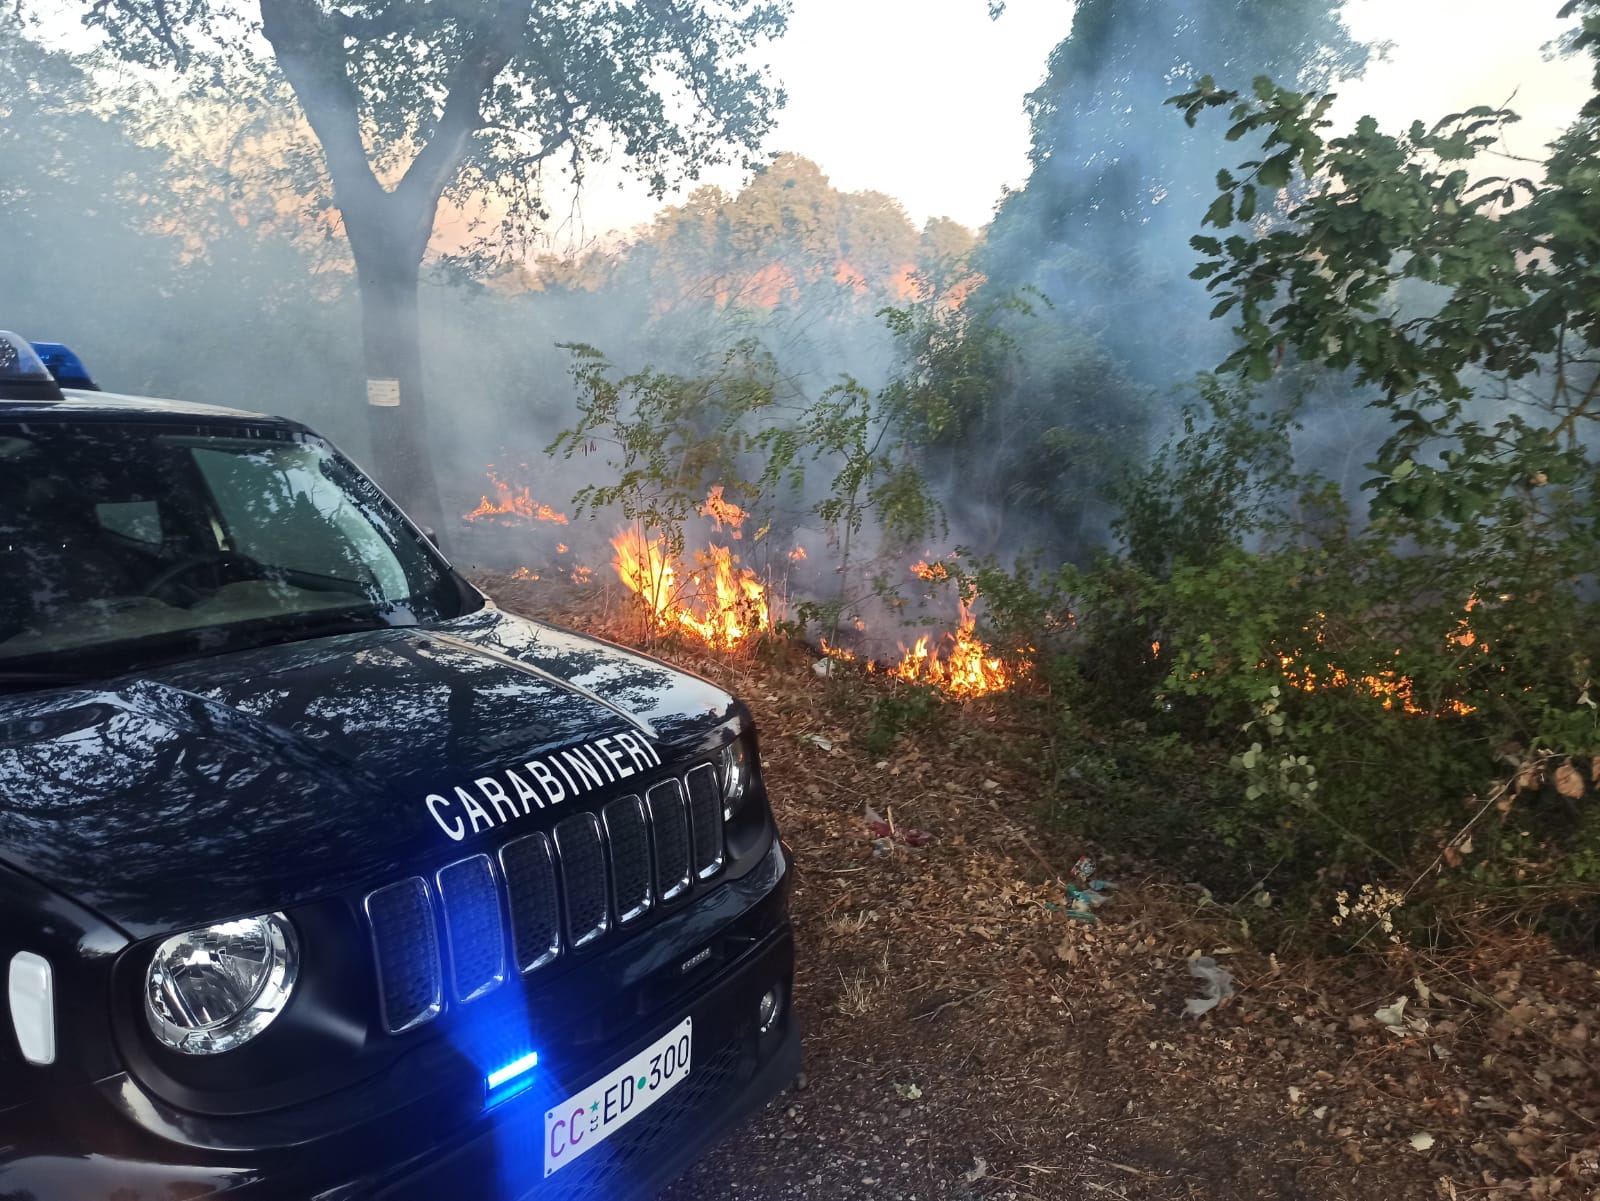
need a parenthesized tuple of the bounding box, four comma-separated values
(0, 420, 469, 674)
(191, 445, 409, 596)
(95, 499, 163, 546)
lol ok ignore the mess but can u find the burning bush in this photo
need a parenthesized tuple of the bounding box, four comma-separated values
(823, 598, 1022, 699)
(610, 525, 771, 651)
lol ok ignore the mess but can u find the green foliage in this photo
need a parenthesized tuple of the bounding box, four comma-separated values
(83, 0, 790, 231)
(752, 375, 942, 549)
(859, 683, 945, 756)
(1169, 45, 1600, 548)
(969, 420, 1600, 933)
(548, 316, 946, 636)
(955, 0, 1370, 563)
(1005, 0, 1367, 247)
(878, 291, 1030, 448)
(1035, 691, 1221, 861)
(992, 11, 1600, 935)
(940, 360, 1600, 936)
(80, 0, 790, 522)
(548, 340, 778, 559)
(876, 285, 1156, 555)
(1111, 379, 1301, 576)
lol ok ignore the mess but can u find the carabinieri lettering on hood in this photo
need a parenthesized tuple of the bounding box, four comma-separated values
(424, 732, 662, 840)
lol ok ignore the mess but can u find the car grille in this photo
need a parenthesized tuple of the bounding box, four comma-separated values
(364, 761, 727, 1035)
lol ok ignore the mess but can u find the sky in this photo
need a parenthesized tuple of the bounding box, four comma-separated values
(542, 0, 1595, 248)
(32, 0, 1596, 247)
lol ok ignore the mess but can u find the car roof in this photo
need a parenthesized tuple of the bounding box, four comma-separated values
(0, 388, 309, 431)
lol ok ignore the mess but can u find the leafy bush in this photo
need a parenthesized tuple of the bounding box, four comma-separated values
(859, 683, 946, 757)
(929, 19, 1600, 942)
(945, 381, 1600, 940)
(548, 326, 944, 640)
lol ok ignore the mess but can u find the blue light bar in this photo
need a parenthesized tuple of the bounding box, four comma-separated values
(30, 342, 97, 391)
(0, 331, 63, 401)
(485, 1050, 539, 1091)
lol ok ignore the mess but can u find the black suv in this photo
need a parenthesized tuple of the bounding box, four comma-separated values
(0, 332, 799, 1199)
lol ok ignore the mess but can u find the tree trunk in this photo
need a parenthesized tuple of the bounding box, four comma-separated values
(349, 230, 446, 535)
(256, 0, 528, 540)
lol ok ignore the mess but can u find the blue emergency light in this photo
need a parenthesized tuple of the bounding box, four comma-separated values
(484, 1049, 540, 1108)
(30, 341, 98, 391)
(0, 331, 65, 401)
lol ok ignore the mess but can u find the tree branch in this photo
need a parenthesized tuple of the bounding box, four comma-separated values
(258, 0, 382, 215)
(647, 0, 717, 113)
(1555, 367, 1600, 446)
(392, 0, 534, 252)
(91, 0, 190, 69)
(338, 0, 446, 42)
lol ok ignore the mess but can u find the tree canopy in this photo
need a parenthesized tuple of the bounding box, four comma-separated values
(985, 0, 1368, 297)
(1173, 0, 1600, 538)
(885, 0, 1371, 563)
(80, 0, 791, 524)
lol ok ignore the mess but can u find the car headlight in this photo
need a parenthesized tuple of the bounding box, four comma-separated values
(720, 737, 751, 820)
(144, 913, 299, 1055)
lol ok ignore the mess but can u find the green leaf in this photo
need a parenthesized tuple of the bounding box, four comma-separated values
(1256, 153, 1294, 190)
(1204, 193, 1236, 228)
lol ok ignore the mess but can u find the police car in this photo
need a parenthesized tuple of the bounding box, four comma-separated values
(0, 332, 799, 1198)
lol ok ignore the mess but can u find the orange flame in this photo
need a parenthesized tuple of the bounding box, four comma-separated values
(788, 545, 808, 562)
(701, 485, 747, 538)
(1448, 594, 1483, 649)
(822, 596, 1019, 697)
(463, 468, 570, 524)
(888, 599, 1016, 697)
(1279, 656, 1476, 717)
(1274, 603, 1481, 717)
(611, 525, 771, 650)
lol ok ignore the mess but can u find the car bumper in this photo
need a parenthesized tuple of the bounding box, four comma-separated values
(1, 896, 797, 1201)
(353, 926, 799, 1201)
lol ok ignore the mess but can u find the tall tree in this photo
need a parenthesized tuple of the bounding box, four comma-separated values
(80, 0, 789, 527)
(915, 0, 1370, 560)
(2, 12, 180, 322)
(985, 0, 1368, 323)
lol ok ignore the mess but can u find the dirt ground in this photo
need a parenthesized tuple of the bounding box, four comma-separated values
(486, 578, 1600, 1201)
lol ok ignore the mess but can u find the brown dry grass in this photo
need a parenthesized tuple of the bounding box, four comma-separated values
(481, 574, 1600, 1201)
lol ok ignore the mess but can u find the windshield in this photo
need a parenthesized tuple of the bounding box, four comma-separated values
(0, 418, 472, 678)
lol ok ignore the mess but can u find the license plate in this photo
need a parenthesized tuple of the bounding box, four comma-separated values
(543, 1017, 693, 1178)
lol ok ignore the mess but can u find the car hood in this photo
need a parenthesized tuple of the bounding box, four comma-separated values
(0, 606, 737, 939)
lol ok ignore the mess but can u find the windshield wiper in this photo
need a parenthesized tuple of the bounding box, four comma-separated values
(0, 669, 90, 691)
(192, 610, 418, 658)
